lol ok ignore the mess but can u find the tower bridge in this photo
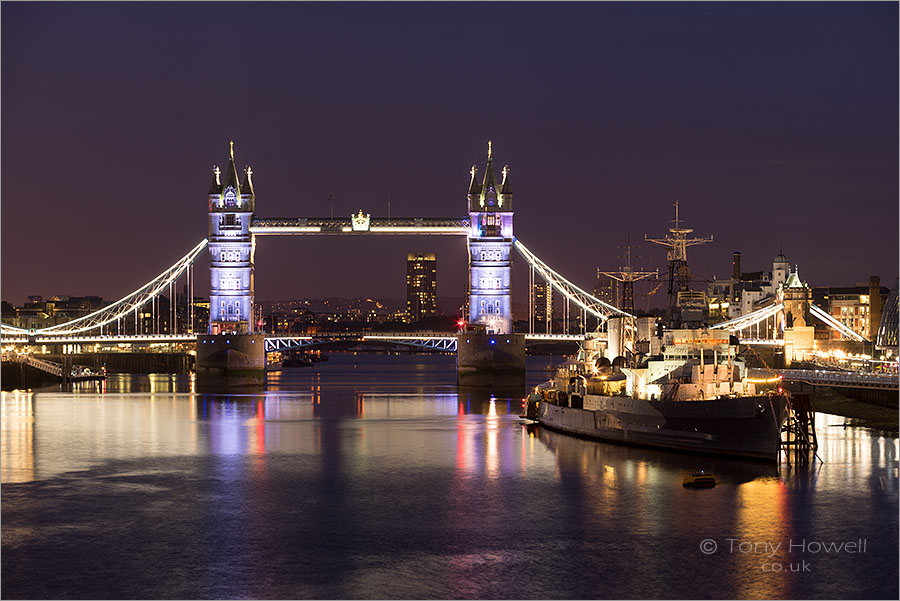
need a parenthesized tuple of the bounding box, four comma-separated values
(1, 142, 874, 381)
(201, 140, 540, 339)
(2, 141, 627, 384)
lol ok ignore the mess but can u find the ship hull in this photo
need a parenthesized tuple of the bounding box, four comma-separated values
(536, 394, 787, 462)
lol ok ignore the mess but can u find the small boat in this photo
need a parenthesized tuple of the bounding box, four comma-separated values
(283, 355, 313, 368)
(683, 470, 717, 488)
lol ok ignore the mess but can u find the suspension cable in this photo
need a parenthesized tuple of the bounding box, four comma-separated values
(513, 238, 631, 321)
(1, 239, 208, 336)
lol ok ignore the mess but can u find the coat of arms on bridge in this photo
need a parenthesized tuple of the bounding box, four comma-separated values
(352, 209, 371, 231)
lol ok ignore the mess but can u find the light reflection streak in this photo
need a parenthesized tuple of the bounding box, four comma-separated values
(486, 399, 498, 478)
(456, 413, 466, 472)
(733, 478, 790, 599)
(520, 425, 527, 473)
(254, 400, 265, 455)
(1, 390, 35, 483)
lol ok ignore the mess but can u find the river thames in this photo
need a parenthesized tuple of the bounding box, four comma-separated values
(2, 354, 898, 599)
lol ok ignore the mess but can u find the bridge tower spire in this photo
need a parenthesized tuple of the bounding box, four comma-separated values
(466, 141, 514, 334)
(207, 142, 257, 334)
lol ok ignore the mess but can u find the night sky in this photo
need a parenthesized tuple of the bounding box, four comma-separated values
(2, 2, 897, 310)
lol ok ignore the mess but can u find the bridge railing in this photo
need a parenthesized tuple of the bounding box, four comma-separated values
(739, 338, 785, 346)
(363, 334, 458, 352)
(1, 334, 198, 345)
(7, 355, 66, 377)
(779, 369, 898, 389)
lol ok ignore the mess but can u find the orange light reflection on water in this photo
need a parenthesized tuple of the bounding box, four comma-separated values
(731, 477, 791, 599)
(1, 390, 35, 484)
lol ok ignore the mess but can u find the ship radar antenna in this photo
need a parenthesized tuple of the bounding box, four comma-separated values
(645, 203, 713, 328)
(598, 234, 658, 363)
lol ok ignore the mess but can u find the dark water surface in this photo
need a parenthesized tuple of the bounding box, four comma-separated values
(2, 355, 898, 599)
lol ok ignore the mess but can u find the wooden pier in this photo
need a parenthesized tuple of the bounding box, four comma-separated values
(780, 389, 819, 465)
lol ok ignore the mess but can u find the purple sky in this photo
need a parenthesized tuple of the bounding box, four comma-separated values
(2, 2, 897, 309)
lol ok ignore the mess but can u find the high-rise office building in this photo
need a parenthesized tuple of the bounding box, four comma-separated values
(594, 271, 619, 308)
(531, 281, 553, 333)
(407, 253, 437, 321)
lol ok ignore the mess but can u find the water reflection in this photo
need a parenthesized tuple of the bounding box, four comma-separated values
(534, 424, 792, 597)
(1, 356, 897, 599)
(0, 391, 34, 483)
(457, 385, 523, 415)
(535, 423, 779, 485)
(81, 373, 196, 395)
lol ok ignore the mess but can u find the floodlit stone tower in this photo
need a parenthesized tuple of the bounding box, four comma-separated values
(457, 141, 525, 385)
(781, 266, 814, 365)
(207, 142, 256, 334)
(781, 267, 811, 328)
(197, 142, 265, 388)
(466, 141, 514, 334)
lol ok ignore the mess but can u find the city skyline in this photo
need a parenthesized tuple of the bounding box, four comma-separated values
(2, 6, 898, 599)
(2, 2, 897, 306)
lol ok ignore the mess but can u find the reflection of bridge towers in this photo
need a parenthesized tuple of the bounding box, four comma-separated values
(207, 142, 256, 335)
(466, 142, 514, 334)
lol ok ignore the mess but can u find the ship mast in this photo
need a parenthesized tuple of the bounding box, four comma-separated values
(598, 235, 657, 358)
(644, 201, 713, 328)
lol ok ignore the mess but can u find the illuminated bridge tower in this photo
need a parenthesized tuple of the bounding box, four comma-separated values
(207, 142, 256, 335)
(466, 142, 514, 334)
(197, 142, 265, 387)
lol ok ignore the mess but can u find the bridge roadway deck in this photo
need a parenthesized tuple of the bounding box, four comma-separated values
(2, 334, 198, 345)
(2, 332, 815, 348)
(750, 368, 899, 390)
(2, 332, 586, 350)
(250, 217, 470, 235)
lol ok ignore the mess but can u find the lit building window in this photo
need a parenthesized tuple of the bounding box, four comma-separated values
(406, 252, 437, 321)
